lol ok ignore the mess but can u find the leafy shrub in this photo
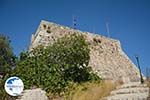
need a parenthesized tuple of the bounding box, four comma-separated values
(0, 34, 16, 77)
(0, 34, 17, 100)
(7, 33, 100, 97)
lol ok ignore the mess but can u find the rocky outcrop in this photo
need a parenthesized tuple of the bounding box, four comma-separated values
(16, 88, 48, 100)
(29, 20, 141, 83)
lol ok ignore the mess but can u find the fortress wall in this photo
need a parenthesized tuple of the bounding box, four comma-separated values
(29, 20, 141, 83)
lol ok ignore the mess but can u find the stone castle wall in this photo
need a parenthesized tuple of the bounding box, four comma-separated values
(29, 20, 141, 83)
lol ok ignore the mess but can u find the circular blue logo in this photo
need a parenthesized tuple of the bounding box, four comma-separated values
(4, 76, 24, 96)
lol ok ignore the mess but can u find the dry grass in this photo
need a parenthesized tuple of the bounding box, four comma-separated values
(67, 80, 116, 100)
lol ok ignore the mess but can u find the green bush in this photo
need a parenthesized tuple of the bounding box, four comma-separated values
(6, 34, 100, 97)
(0, 34, 16, 76)
(0, 34, 17, 100)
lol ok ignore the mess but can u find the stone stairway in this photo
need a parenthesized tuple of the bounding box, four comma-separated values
(103, 82, 150, 100)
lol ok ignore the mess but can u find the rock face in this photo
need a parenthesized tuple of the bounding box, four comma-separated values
(16, 88, 48, 100)
(29, 20, 141, 83)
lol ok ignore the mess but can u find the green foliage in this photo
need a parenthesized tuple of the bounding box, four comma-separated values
(0, 34, 16, 76)
(10, 33, 101, 96)
(19, 51, 28, 61)
(0, 34, 17, 100)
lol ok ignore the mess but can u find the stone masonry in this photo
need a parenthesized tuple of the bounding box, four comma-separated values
(103, 82, 149, 100)
(29, 20, 141, 83)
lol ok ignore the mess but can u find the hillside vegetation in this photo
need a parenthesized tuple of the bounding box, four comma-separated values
(0, 34, 102, 100)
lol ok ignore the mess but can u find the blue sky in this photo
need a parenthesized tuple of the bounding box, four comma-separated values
(0, 0, 150, 75)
